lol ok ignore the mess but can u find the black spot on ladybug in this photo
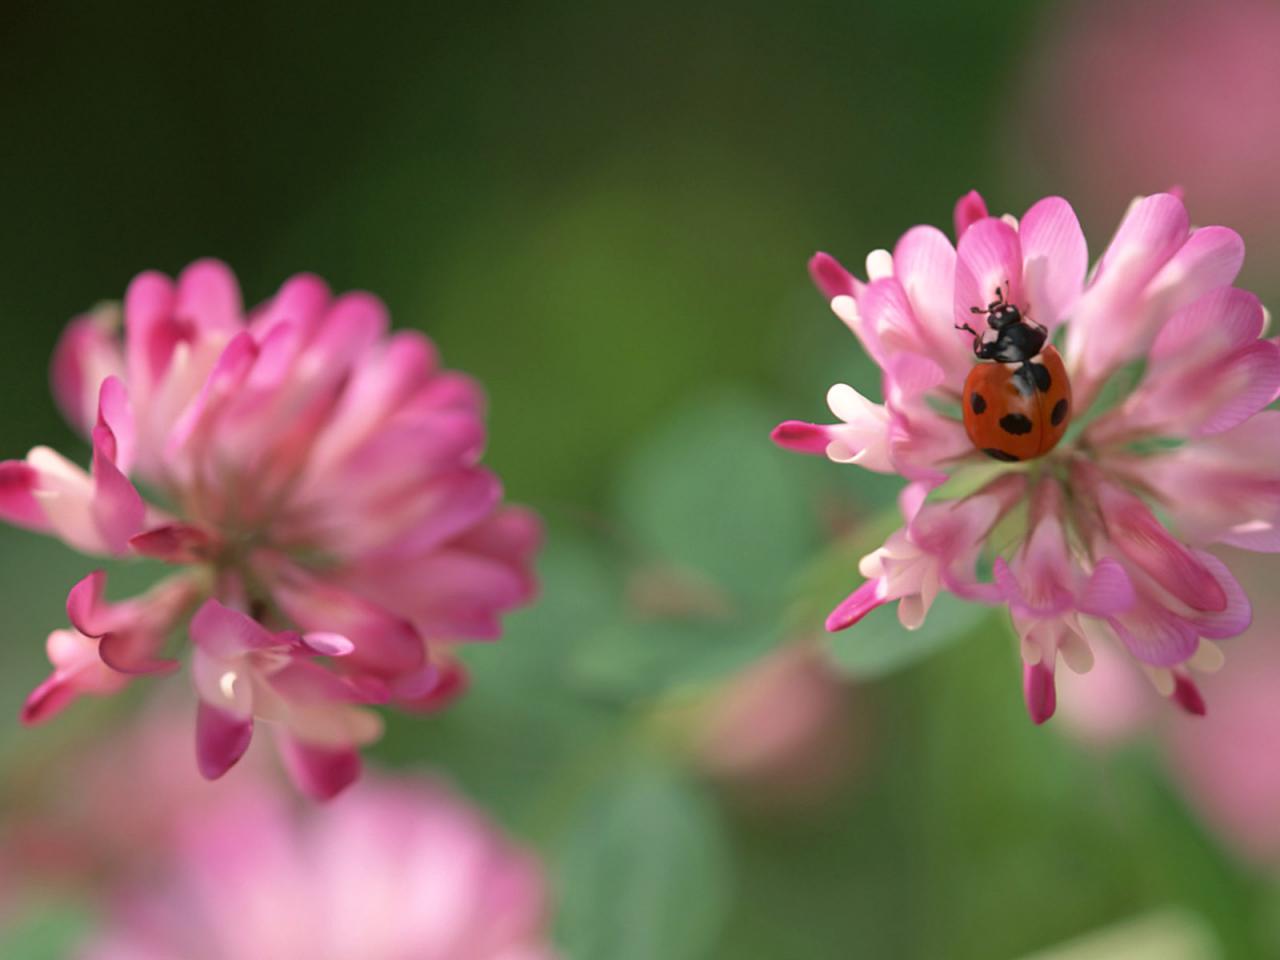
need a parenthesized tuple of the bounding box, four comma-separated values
(999, 413, 1034, 435)
(1030, 363, 1051, 393)
(970, 392, 987, 415)
(1051, 398, 1069, 426)
(982, 448, 1020, 462)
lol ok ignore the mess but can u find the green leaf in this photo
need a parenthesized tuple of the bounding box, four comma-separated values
(559, 762, 731, 960)
(0, 900, 95, 960)
(825, 590, 995, 678)
(569, 618, 780, 701)
(616, 390, 820, 609)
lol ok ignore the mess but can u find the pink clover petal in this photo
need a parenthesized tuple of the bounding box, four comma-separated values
(1017, 196, 1087, 328)
(770, 420, 832, 455)
(1023, 661, 1057, 725)
(0, 460, 49, 532)
(954, 217, 1025, 331)
(51, 306, 124, 434)
(277, 735, 361, 801)
(190, 599, 279, 657)
(129, 523, 216, 563)
(952, 190, 989, 240)
(1171, 672, 1208, 717)
(825, 578, 888, 632)
(174, 258, 243, 333)
(196, 701, 254, 780)
(299, 632, 356, 657)
(808, 252, 860, 300)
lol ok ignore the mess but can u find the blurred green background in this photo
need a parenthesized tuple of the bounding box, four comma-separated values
(0, 1, 1274, 958)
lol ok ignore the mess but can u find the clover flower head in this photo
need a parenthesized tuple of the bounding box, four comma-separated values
(775, 191, 1279, 721)
(3, 261, 540, 797)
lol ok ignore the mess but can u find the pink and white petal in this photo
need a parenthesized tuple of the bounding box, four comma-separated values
(266, 564, 425, 676)
(1018, 196, 1087, 327)
(1190, 341, 1280, 437)
(1145, 225, 1245, 318)
(824, 384, 894, 471)
(893, 226, 958, 340)
(1110, 601, 1200, 667)
(175, 259, 243, 333)
(1093, 481, 1227, 613)
(1151, 287, 1264, 362)
(1184, 551, 1252, 640)
(90, 424, 147, 555)
(1094, 193, 1189, 283)
(808, 252, 861, 301)
(27, 446, 114, 554)
(51, 306, 124, 434)
(276, 734, 362, 801)
(190, 599, 280, 657)
(20, 629, 127, 725)
(1077, 559, 1136, 617)
(954, 218, 1025, 328)
(299, 632, 356, 657)
(0, 461, 51, 533)
(953, 190, 988, 240)
(196, 701, 255, 780)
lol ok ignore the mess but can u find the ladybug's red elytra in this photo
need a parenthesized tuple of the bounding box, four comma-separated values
(956, 286, 1072, 462)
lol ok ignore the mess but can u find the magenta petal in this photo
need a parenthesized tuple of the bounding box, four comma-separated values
(1023, 661, 1056, 725)
(300, 632, 355, 657)
(826, 579, 886, 632)
(129, 523, 216, 563)
(952, 190, 988, 240)
(190, 599, 278, 656)
(196, 701, 254, 780)
(808, 252, 858, 301)
(0, 461, 50, 532)
(66, 570, 109, 637)
(20, 674, 77, 726)
(398, 659, 469, 711)
(89, 423, 145, 555)
(1170, 672, 1207, 717)
(277, 735, 361, 801)
(770, 420, 831, 455)
(98, 631, 179, 676)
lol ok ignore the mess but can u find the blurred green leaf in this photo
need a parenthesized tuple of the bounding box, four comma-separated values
(616, 390, 819, 610)
(0, 900, 95, 960)
(825, 592, 994, 679)
(559, 761, 730, 960)
(569, 618, 780, 702)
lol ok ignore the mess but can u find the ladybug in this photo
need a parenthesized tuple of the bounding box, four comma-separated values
(955, 285, 1071, 463)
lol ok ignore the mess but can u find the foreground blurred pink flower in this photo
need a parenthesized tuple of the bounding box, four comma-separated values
(693, 642, 860, 803)
(1057, 550, 1280, 865)
(80, 777, 556, 960)
(2, 261, 540, 797)
(776, 191, 1279, 723)
(1032, 0, 1280, 278)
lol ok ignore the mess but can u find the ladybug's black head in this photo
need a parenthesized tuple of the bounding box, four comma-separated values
(986, 303, 1022, 329)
